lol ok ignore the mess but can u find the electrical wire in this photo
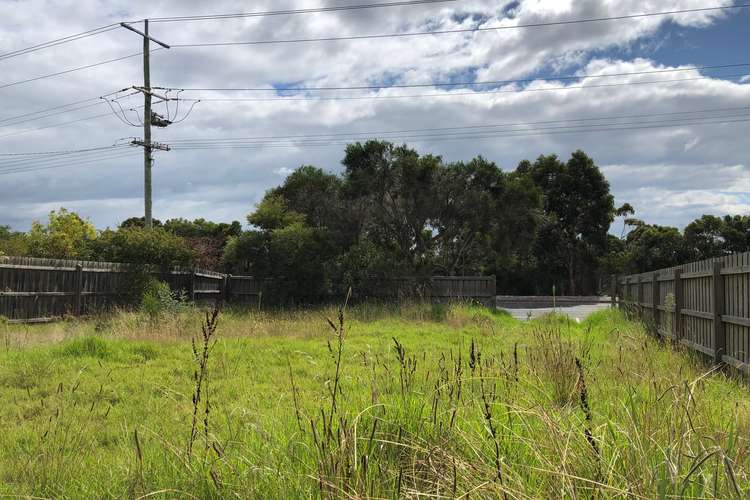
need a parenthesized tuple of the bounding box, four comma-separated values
(0, 52, 151, 91)
(0, 145, 132, 169)
(163, 63, 750, 92)
(0, 24, 120, 61)
(169, 3, 750, 46)
(0, 1, 454, 63)
(166, 105, 750, 144)
(0, 146, 135, 170)
(172, 73, 750, 103)
(0, 72, 745, 141)
(167, 114, 750, 150)
(0, 102, 145, 140)
(148, 0, 457, 23)
(0, 151, 142, 176)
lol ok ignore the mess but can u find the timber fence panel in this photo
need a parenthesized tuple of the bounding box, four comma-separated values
(616, 250, 750, 373)
(1, 255, 497, 322)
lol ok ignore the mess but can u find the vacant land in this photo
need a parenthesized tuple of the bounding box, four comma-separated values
(1, 304, 748, 498)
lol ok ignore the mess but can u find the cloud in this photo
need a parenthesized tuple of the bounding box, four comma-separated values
(0, 0, 746, 231)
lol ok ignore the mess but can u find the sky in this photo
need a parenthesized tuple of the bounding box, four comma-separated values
(0, 0, 749, 231)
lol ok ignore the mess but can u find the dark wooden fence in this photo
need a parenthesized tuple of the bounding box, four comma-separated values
(614, 251, 750, 374)
(0, 256, 495, 323)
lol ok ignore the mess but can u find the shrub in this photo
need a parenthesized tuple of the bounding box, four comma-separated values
(140, 280, 186, 319)
(92, 227, 195, 268)
(26, 208, 96, 259)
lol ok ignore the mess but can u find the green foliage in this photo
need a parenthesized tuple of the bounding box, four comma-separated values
(247, 194, 305, 231)
(0, 225, 29, 257)
(684, 214, 750, 260)
(92, 227, 195, 268)
(139, 280, 185, 319)
(624, 219, 691, 272)
(26, 208, 97, 259)
(518, 150, 615, 294)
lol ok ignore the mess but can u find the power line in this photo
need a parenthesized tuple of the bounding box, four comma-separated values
(166, 105, 750, 144)
(0, 151, 141, 176)
(0, 0, 454, 64)
(0, 101, 104, 128)
(167, 114, 750, 150)
(149, 0, 457, 23)
(0, 145, 132, 170)
(170, 3, 750, 46)
(0, 144, 125, 158)
(0, 51, 161, 91)
(4, 108, 747, 173)
(174, 73, 750, 102)
(0, 24, 120, 62)
(164, 63, 750, 92)
(0, 73, 744, 141)
(0, 146, 133, 170)
(0, 102, 145, 140)
(0, 89, 132, 124)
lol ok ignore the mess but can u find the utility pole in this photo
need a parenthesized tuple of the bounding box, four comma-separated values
(120, 20, 170, 229)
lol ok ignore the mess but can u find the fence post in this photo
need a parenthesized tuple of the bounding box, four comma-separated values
(652, 272, 659, 333)
(74, 264, 83, 316)
(625, 276, 631, 304)
(712, 262, 725, 364)
(673, 269, 683, 341)
(223, 274, 232, 305)
(189, 270, 196, 302)
(610, 274, 617, 307)
(638, 275, 644, 319)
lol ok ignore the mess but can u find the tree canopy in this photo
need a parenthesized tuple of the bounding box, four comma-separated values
(3, 142, 749, 297)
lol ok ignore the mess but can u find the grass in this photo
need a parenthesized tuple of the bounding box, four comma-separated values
(0, 302, 748, 498)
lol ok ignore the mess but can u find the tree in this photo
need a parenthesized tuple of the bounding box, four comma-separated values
(623, 219, 689, 272)
(518, 151, 616, 294)
(432, 157, 540, 275)
(92, 227, 194, 268)
(224, 196, 335, 301)
(684, 214, 750, 260)
(0, 225, 29, 257)
(119, 217, 163, 229)
(27, 208, 97, 259)
(342, 140, 442, 273)
(162, 218, 242, 270)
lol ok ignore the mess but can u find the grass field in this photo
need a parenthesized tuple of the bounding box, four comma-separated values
(1, 303, 748, 498)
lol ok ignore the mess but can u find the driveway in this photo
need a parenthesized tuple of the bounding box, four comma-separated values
(500, 303, 612, 321)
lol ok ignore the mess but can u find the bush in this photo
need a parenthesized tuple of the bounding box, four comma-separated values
(140, 280, 186, 319)
(92, 227, 195, 268)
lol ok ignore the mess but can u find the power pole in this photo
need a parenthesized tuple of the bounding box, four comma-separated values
(120, 20, 170, 229)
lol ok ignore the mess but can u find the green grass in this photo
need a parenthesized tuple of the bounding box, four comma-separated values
(0, 304, 748, 498)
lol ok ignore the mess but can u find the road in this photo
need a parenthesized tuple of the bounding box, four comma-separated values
(501, 303, 611, 321)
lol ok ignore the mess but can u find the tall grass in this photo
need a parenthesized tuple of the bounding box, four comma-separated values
(0, 304, 747, 498)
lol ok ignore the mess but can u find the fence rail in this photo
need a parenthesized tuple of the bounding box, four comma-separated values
(613, 251, 750, 374)
(0, 256, 495, 322)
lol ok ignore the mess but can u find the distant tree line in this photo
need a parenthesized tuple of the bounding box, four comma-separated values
(2, 140, 749, 296)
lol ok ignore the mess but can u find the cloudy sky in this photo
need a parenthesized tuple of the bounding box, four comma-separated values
(1, 0, 749, 231)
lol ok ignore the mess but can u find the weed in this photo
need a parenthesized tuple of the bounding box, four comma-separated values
(188, 306, 220, 458)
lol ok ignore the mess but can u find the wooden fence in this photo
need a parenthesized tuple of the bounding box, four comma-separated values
(614, 251, 750, 374)
(0, 256, 495, 322)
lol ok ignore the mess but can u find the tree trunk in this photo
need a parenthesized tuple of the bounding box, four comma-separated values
(568, 253, 577, 296)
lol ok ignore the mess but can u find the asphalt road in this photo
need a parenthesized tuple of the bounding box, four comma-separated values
(502, 303, 611, 321)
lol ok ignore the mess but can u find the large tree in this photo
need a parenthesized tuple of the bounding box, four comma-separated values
(517, 150, 616, 294)
(342, 140, 442, 273)
(684, 214, 750, 260)
(432, 157, 540, 275)
(623, 219, 690, 272)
